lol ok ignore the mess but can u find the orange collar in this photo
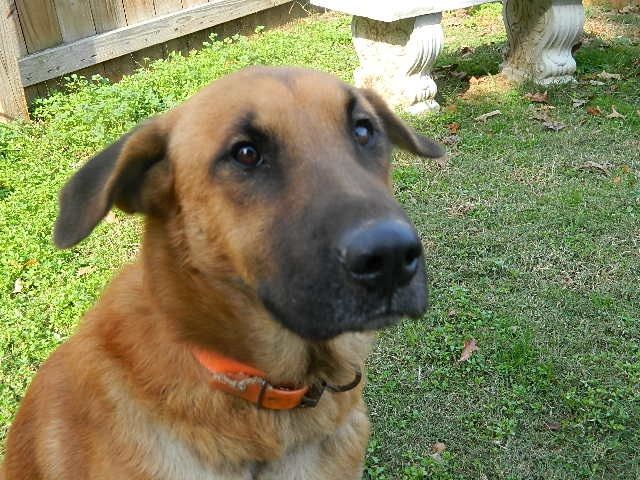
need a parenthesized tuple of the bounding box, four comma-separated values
(191, 347, 362, 410)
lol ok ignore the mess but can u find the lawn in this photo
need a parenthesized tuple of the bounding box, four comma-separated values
(1, 4, 639, 479)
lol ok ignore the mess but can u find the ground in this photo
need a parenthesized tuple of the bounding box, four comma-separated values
(0, 4, 639, 479)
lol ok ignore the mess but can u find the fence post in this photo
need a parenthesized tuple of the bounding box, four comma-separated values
(0, 0, 29, 122)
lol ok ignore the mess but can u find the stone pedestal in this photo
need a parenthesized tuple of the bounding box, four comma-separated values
(502, 0, 585, 84)
(352, 13, 444, 114)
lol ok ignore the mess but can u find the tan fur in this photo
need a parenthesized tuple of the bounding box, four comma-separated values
(2, 67, 439, 479)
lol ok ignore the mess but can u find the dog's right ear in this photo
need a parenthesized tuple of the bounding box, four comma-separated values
(53, 118, 172, 249)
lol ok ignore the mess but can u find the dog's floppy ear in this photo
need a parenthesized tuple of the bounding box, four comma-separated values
(54, 118, 172, 249)
(360, 89, 445, 159)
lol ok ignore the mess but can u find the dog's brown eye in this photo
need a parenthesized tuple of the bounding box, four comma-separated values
(353, 120, 374, 146)
(232, 143, 262, 168)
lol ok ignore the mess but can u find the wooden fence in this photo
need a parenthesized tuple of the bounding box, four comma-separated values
(0, 0, 305, 121)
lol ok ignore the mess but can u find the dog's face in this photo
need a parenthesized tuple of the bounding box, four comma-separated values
(54, 67, 444, 341)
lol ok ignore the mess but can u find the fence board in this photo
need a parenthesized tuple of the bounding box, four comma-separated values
(122, 0, 156, 23)
(19, 0, 290, 86)
(0, 0, 28, 120)
(90, 0, 127, 33)
(153, 0, 181, 15)
(14, 0, 62, 52)
(54, 0, 96, 42)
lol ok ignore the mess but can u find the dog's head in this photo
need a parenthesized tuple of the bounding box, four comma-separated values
(54, 67, 444, 341)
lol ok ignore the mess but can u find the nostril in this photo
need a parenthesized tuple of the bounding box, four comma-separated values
(404, 245, 422, 267)
(356, 254, 384, 277)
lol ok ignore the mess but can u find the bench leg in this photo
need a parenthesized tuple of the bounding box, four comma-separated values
(352, 13, 444, 114)
(502, 0, 584, 84)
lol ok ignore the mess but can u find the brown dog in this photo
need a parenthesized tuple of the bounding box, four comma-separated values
(2, 66, 443, 479)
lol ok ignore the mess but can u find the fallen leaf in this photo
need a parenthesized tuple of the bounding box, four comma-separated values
(451, 70, 468, 80)
(543, 120, 566, 132)
(458, 338, 479, 362)
(448, 201, 475, 216)
(447, 122, 460, 134)
(76, 266, 96, 277)
(572, 98, 588, 108)
(431, 442, 447, 454)
(619, 5, 640, 13)
(587, 106, 603, 116)
(546, 421, 561, 431)
(536, 104, 556, 111)
(444, 104, 458, 112)
(578, 161, 611, 176)
(13, 278, 23, 294)
(588, 80, 606, 86)
(104, 211, 117, 224)
(474, 110, 502, 122)
(524, 91, 549, 103)
(613, 176, 622, 185)
(598, 70, 621, 81)
(460, 45, 475, 57)
(622, 164, 631, 174)
(606, 105, 625, 119)
(441, 134, 460, 146)
(24, 258, 39, 267)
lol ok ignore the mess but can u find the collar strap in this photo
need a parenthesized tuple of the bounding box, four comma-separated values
(191, 347, 361, 410)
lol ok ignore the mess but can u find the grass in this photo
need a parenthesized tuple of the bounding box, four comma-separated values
(1, 4, 639, 478)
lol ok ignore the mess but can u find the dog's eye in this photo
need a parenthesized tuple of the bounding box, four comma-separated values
(232, 142, 263, 168)
(353, 119, 374, 146)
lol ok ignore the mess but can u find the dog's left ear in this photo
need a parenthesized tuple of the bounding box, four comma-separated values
(360, 89, 446, 159)
(53, 118, 172, 249)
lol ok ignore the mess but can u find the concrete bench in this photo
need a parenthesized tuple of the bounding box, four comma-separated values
(311, 0, 585, 113)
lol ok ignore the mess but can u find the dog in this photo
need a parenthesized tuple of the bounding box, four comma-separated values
(2, 66, 444, 479)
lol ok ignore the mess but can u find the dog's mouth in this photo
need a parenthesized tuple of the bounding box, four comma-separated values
(258, 269, 428, 341)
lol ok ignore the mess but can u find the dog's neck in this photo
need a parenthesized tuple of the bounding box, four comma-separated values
(137, 217, 372, 388)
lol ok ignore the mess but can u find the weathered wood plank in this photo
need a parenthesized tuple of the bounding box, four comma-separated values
(182, 0, 209, 6)
(90, 0, 128, 33)
(54, 0, 96, 42)
(14, 0, 62, 52)
(153, 0, 182, 15)
(0, 0, 28, 120)
(19, 0, 290, 86)
(122, 0, 156, 23)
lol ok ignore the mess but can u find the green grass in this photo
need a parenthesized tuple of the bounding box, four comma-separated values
(1, 5, 639, 478)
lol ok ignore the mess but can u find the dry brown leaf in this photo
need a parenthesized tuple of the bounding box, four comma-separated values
(24, 258, 39, 267)
(448, 201, 475, 216)
(572, 98, 588, 108)
(587, 106, 603, 116)
(546, 421, 561, 431)
(444, 104, 458, 112)
(451, 70, 468, 80)
(447, 122, 460, 134)
(13, 278, 23, 294)
(622, 164, 631, 174)
(431, 442, 447, 454)
(613, 176, 622, 185)
(598, 70, 621, 81)
(458, 338, 479, 362)
(441, 134, 460, 146)
(104, 211, 117, 224)
(474, 110, 501, 122)
(543, 120, 566, 132)
(578, 161, 611, 176)
(76, 266, 96, 277)
(619, 5, 640, 13)
(460, 45, 475, 57)
(524, 91, 549, 103)
(606, 105, 625, 119)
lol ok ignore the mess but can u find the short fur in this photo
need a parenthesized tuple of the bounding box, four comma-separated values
(2, 67, 444, 480)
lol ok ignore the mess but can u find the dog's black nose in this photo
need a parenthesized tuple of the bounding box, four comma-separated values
(339, 219, 422, 292)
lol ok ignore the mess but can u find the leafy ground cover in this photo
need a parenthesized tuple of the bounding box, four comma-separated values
(1, 4, 639, 478)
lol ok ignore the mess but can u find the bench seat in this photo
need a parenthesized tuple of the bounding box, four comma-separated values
(312, 0, 585, 113)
